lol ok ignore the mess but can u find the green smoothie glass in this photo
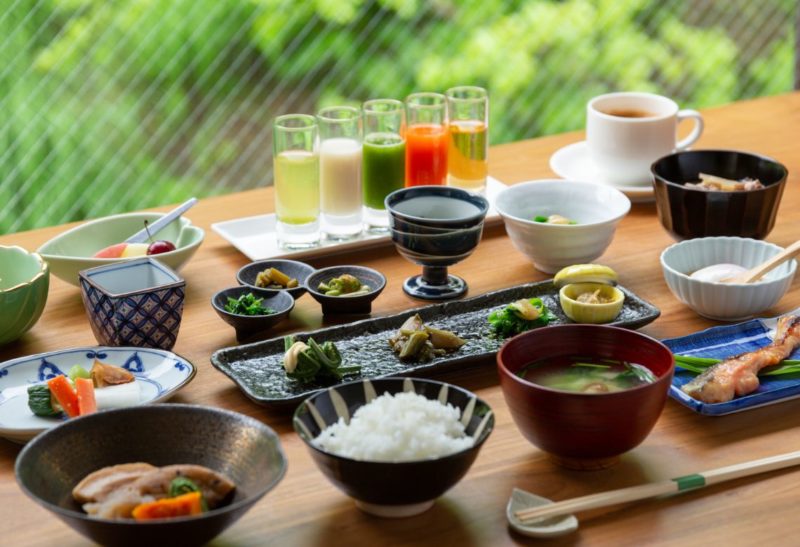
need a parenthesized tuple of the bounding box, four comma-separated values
(362, 99, 406, 233)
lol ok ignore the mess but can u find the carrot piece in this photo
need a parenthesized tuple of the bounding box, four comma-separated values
(132, 491, 204, 521)
(75, 377, 97, 416)
(47, 375, 80, 418)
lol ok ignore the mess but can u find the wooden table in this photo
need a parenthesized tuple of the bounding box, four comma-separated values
(3, 93, 800, 546)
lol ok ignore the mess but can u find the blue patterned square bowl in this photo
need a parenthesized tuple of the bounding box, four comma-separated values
(79, 258, 185, 350)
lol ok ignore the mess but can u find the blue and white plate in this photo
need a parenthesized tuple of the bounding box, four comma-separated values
(0, 346, 196, 443)
(664, 311, 800, 416)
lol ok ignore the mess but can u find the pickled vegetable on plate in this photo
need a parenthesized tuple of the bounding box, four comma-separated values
(318, 273, 371, 297)
(256, 267, 299, 289)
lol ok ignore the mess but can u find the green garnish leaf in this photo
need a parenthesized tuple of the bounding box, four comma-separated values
(533, 215, 548, 223)
(674, 354, 800, 376)
(224, 293, 276, 316)
(488, 297, 552, 337)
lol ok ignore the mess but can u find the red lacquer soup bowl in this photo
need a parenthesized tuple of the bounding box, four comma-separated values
(497, 324, 674, 469)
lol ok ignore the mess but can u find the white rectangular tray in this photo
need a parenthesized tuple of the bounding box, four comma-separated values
(212, 177, 507, 261)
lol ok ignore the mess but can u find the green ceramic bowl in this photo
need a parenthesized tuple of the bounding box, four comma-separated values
(37, 212, 204, 286)
(0, 246, 49, 345)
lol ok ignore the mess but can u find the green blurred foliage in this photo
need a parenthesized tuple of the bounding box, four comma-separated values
(1, 0, 795, 232)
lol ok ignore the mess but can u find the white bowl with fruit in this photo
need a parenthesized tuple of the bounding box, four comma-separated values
(38, 211, 204, 286)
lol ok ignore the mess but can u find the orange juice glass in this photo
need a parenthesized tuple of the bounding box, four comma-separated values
(446, 86, 488, 193)
(405, 93, 448, 186)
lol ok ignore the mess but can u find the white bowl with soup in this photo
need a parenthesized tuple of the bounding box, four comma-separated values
(494, 180, 631, 274)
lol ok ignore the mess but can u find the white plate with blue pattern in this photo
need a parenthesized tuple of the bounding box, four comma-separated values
(0, 346, 196, 443)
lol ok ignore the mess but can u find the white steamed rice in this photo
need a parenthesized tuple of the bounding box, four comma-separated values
(312, 391, 474, 462)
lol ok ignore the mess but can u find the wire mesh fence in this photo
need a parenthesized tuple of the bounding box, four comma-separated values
(1, 0, 795, 233)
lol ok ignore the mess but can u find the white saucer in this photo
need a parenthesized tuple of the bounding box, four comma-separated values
(549, 141, 655, 203)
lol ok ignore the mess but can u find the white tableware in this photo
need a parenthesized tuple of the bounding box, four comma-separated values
(494, 179, 630, 274)
(212, 176, 507, 261)
(506, 488, 578, 538)
(586, 91, 703, 187)
(0, 346, 196, 443)
(549, 141, 654, 203)
(660, 237, 796, 321)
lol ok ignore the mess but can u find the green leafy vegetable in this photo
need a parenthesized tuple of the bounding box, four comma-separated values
(488, 297, 552, 337)
(283, 335, 360, 384)
(169, 477, 208, 511)
(674, 355, 800, 376)
(224, 293, 275, 316)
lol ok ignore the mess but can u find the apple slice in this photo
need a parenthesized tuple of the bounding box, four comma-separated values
(93, 242, 149, 259)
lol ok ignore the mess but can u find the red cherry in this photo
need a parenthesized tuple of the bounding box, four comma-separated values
(146, 240, 176, 255)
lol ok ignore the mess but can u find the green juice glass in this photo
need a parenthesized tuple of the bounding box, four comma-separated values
(362, 99, 406, 233)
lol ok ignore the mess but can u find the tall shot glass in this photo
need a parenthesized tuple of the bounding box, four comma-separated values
(362, 99, 406, 233)
(446, 86, 488, 193)
(273, 114, 320, 250)
(317, 106, 363, 241)
(405, 92, 448, 186)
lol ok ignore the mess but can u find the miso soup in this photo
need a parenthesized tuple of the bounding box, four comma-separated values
(517, 356, 656, 394)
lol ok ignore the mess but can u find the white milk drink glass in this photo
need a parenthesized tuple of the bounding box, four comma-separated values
(317, 106, 363, 240)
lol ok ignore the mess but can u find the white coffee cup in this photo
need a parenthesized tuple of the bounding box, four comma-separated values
(586, 92, 703, 187)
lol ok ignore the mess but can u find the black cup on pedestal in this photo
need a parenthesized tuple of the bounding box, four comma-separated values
(385, 186, 489, 300)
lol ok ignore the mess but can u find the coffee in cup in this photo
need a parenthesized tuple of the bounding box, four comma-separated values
(586, 92, 703, 187)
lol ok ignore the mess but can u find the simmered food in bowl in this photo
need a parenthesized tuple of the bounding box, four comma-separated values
(494, 180, 630, 274)
(651, 150, 788, 240)
(15, 404, 286, 547)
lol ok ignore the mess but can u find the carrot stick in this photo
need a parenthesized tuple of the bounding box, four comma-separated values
(132, 491, 204, 520)
(47, 376, 79, 418)
(75, 377, 97, 416)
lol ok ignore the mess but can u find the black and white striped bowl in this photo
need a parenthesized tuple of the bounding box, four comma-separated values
(293, 377, 494, 518)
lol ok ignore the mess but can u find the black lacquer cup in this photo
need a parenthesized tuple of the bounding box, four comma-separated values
(386, 186, 489, 300)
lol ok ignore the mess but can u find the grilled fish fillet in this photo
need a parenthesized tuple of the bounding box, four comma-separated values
(681, 315, 800, 403)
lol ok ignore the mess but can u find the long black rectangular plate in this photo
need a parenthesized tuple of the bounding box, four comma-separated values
(210, 281, 660, 407)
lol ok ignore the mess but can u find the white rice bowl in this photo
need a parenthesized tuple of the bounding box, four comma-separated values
(312, 391, 475, 462)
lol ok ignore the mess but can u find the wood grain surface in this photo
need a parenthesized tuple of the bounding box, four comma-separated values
(2, 92, 800, 546)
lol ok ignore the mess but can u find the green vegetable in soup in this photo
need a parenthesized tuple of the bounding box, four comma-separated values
(533, 214, 577, 225)
(27, 384, 61, 417)
(518, 356, 656, 393)
(488, 297, 552, 337)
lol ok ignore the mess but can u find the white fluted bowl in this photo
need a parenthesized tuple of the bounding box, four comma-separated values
(660, 237, 796, 321)
(495, 180, 630, 273)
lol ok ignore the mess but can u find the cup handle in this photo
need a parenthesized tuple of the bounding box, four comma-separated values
(675, 109, 704, 150)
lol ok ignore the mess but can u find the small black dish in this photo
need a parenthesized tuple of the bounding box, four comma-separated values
(293, 377, 494, 518)
(212, 286, 294, 342)
(15, 404, 287, 547)
(652, 149, 788, 240)
(236, 259, 315, 299)
(306, 265, 386, 315)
